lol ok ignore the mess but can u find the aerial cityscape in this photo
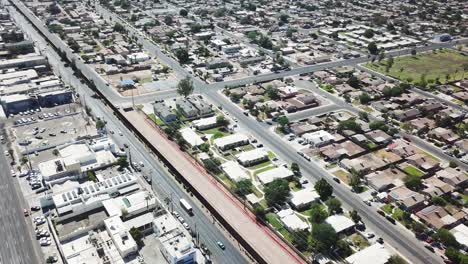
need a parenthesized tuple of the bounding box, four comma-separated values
(0, 0, 467, 264)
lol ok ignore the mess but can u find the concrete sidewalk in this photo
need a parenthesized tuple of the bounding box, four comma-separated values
(122, 110, 304, 264)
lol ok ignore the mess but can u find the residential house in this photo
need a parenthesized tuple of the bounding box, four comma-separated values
(277, 209, 309, 232)
(392, 108, 421, 121)
(214, 134, 249, 151)
(319, 140, 365, 161)
(365, 129, 393, 145)
(153, 101, 178, 123)
(303, 130, 335, 147)
(236, 149, 269, 166)
(436, 168, 468, 188)
(388, 186, 426, 212)
(325, 215, 355, 235)
(429, 127, 460, 144)
(289, 188, 320, 210)
(365, 168, 406, 192)
(416, 205, 464, 230)
(406, 153, 440, 173)
(422, 176, 454, 198)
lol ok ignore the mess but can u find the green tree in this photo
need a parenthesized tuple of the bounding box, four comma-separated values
(433, 228, 460, 249)
(129, 227, 143, 244)
(46, 256, 57, 264)
(96, 119, 106, 130)
(387, 255, 408, 264)
(411, 221, 426, 234)
(338, 118, 362, 133)
(311, 223, 338, 253)
(253, 204, 266, 221)
(113, 23, 125, 32)
(48, 3, 61, 15)
(347, 75, 360, 88)
(117, 157, 129, 169)
(325, 197, 342, 214)
(309, 203, 328, 223)
(277, 116, 289, 131)
(176, 77, 194, 98)
(291, 230, 309, 251)
(349, 173, 361, 191)
(349, 210, 361, 223)
(290, 162, 300, 176)
(175, 48, 190, 64)
(216, 115, 229, 127)
(52, 149, 59, 156)
(265, 85, 280, 100)
(359, 92, 372, 104)
(403, 175, 422, 191)
(314, 179, 333, 201)
(164, 15, 173, 25)
(87, 171, 97, 182)
(368, 42, 379, 55)
(432, 196, 447, 206)
(363, 29, 374, 38)
(179, 9, 188, 16)
(264, 178, 290, 206)
(234, 179, 253, 197)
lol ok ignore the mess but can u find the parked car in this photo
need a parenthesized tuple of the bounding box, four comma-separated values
(31, 205, 41, 211)
(183, 222, 190, 230)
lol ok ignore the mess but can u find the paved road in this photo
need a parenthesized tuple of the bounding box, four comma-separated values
(7, 2, 249, 263)
(0, 145, 42, 264)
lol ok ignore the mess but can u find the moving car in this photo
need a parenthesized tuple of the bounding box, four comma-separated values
(216, 241, 225, 250)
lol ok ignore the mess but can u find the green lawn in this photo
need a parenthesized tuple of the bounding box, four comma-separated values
(267, 151, 276, 159)
(351, 233, 370, 250)
(403, 165, 425, 177)
(148, 113, 165, 125)
(289, 181, 302, 191)
(365, 49, 468, 84)
(253, 165, 276, 175)
(265, 213, 292, 242)
(333, 169, 350, 184)
(248, 160, 273, 170)
(381, 204, 394, 215)
(392, 207, 413, 227)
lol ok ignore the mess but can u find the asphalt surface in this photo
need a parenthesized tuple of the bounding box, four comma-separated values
(7, 3, 248, 263)
(0, 145, 42, 264)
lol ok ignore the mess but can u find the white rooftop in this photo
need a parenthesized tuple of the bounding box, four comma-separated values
(179, 128, 204, 146)
(325, 215, 355, 233)
(277, 209, 309, 231)
(451, 224, 468, 247)
(192, 116, 217, 128)
(345, 244, 391, 264)
(257, 166, 294, 185)
(214, 134, 249, 148)
(221, 161, 250, 182)
(236, 149, 268, 163)
(290, 188, 320, 207)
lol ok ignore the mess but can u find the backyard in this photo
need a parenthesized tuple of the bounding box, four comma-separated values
(365, 49, 468, 84)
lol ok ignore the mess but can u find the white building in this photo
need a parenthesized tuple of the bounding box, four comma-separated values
(236, 149, 269, 166)
(39, 140, 117, 184)
(290, 188, 320, 210)
(102, 191, 157, 218)
(214, 134, 249, 150)
(104, 216, 138, 258)
(153, 214, 196, 264)
(451, 224, 468, 250)
(221, 161, 250, 182)
(302, 130, 335, 147)
(257, 166, 294, 185)
(179, 128, 204, 147)
(51, 174, 138, 219)
(192, 116, 218, 130)
(277, 209, 309, 231)
(345, 244, 391, 264)
(325, 215, 355, 234)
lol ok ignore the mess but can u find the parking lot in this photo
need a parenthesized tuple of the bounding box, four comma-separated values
(12, 108, 96, 154)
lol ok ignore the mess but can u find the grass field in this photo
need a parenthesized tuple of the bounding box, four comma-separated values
(365, 49, 468, 84)
(403, 165, 425, 177)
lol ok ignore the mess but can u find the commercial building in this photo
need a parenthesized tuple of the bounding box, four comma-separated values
(104, 216, 138, 258)
(153, 214, 196, 264)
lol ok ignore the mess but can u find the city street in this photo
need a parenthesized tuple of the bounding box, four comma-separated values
(0, 145, 42, 264)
